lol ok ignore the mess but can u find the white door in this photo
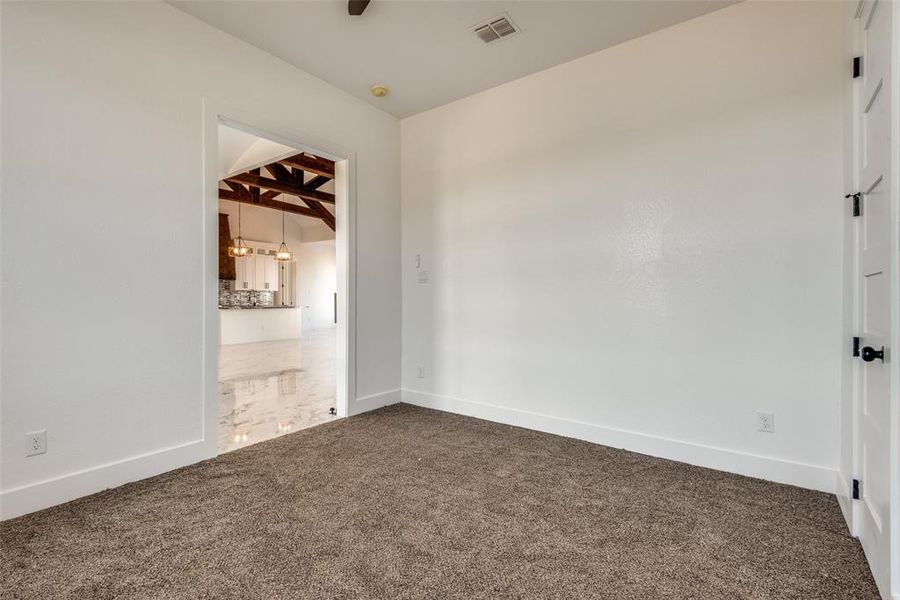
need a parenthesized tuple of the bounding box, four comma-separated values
(852, 1, 893, 596)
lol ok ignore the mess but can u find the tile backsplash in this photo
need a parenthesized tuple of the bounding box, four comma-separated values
(218, 279, 275, 308)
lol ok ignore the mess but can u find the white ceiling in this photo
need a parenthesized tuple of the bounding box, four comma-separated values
(171, 0, 737, 118)
(218, 125, 295, 179)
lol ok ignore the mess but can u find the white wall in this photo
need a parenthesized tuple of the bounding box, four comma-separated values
(1, 1, 400, 518)
(401, 0, 844, 492)
(298, 240, 337, 332)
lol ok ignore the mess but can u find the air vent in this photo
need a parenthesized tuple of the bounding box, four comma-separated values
(473, 15, 519, 44)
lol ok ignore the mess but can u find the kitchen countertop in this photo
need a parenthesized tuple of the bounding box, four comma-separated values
(218, 306, 296, 310)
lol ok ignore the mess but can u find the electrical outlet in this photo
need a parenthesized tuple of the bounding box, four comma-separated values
(25, 430, 47, 457)
(417, 366, 426, 379)
(418, 270, 428, 284)
(756, 412, 775, 433)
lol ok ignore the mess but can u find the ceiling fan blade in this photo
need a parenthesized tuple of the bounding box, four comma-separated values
(348, 0, 371, 16)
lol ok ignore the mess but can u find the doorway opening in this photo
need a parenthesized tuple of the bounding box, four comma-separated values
(215, 122, 341, 453)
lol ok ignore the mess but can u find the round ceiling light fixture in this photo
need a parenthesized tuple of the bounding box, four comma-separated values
(370, 84, 389, 98)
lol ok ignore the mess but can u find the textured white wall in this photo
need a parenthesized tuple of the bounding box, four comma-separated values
(1, 1, 400, 516)
(401, 0, 844, 491)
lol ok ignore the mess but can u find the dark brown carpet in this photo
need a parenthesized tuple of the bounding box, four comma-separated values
(1, 404, 878, 599)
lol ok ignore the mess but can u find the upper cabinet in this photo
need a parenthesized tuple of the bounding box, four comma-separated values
(255, 251, 279, 292)
(235, 253, 255, 291)
(230, 241, 295, 295)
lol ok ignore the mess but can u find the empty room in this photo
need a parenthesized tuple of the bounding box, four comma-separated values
(1, 1, 899, 599)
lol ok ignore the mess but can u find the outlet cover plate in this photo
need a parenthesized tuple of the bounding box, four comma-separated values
(25, 430, 47, 457)
(756, 412, 775, 434)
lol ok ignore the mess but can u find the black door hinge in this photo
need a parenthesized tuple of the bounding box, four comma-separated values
(853, 336, 861, 357)
(853, 56, 862, 78)
(846, 192, 862, 217)
(852, 479, 861, 500)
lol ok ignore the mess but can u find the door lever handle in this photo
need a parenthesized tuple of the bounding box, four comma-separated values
(861, 346, 885, 363)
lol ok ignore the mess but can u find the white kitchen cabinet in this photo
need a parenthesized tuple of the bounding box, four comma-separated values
(234, 254, 255, 291)
(253, 251, 279, 292)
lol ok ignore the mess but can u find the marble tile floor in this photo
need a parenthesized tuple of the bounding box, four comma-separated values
(218, 328, 337, 454)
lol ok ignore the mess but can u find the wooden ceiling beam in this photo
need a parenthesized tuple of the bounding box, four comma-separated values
(224, 180, 251, 199)
(304, 175, 331, 191)
(249, 168, 260, 203)
(277, 153, 335, 179)
(225, 172, 335, 204)
(263, 162, 335, 231)
(264, 162, 295, 184)
(219, 189, 320, 218)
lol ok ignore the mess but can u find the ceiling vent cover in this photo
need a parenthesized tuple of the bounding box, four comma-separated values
(474, 15, 519, 44)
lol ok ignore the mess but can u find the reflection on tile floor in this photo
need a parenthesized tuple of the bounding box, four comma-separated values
(218, 328, 337, 454)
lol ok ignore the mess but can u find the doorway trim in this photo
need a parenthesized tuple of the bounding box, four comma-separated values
(201, 98, 356, 459)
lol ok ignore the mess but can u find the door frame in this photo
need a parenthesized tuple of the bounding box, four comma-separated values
(200, 98, 356, 459)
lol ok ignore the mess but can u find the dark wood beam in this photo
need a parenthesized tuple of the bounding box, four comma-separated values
(250, 168, 260, 203)
(224, 180, 250, 199)
(263, 162, 335, 231)
(264, 162, 294, 184)
(219, 189, 320, 218)
(304, 175, 331, 191)
(278, 153, 335, 179)
(303, 201, 335, 231)
(226, 172, 335, 204)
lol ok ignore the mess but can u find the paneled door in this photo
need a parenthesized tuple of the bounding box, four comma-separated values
(851, 1, 894, 596)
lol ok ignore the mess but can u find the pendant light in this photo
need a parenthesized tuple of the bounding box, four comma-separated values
(227, 201, 250, 258)
(274, 193, 293, 262)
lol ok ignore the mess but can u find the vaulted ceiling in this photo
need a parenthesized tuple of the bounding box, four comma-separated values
(171, 0, 737, 118)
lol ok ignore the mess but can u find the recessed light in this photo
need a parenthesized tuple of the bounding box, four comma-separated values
(370, 85, 389, 98)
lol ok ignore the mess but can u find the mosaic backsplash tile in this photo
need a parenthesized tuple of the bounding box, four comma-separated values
(219, 279, 275, 308)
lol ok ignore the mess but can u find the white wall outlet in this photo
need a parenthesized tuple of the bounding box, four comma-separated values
(417, 366, 426, 379)
(417, 270, 428, 284)
(25, 430, 47, 457)
(756, 412, 775, 433)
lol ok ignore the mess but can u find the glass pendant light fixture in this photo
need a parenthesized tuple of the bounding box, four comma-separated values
(274, 194, 293, 262)
(227, 201, 250, 258)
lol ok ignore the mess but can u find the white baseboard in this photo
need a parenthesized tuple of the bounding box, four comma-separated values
(835, 472, 855, 533)
(351, 388, 401, 415)
(402, 389, 837, 494)
(3, 388, 403, 521)
(1, 388, 835, 521)
(1, 440, 211, 521)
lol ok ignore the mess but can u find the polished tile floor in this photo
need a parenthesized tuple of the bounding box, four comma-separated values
(218, 328, 337, 453)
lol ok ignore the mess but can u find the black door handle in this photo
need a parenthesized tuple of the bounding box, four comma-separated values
(861, 346, 885, 363)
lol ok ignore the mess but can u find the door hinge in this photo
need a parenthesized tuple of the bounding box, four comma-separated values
(853, 56, 862, 78)
(853, 336, 861, 357)
(852, 479, 861, 500)
(846, 192, 861, 217)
